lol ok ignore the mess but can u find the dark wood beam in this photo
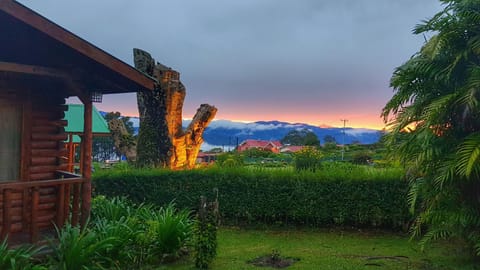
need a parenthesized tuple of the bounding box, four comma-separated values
(0, 61, 93, 101)
(0, 61, 70, 79)
(0, 1, 155, 91)
(80, 100, 92, 227)
(63, 79, 90, 105)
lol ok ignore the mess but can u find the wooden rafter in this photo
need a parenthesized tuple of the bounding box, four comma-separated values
(0, 61, 91, 101)
(0, 61, 70, 79)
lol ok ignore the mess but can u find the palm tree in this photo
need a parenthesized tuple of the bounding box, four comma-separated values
(382, 0, 480, 255)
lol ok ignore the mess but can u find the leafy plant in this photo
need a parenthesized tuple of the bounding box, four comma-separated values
(93, 217, 140, 268)
(382, 0, 480, 255)
(141, 203, 193, 259)
(194, 196, 219, 269)
(47, 224, 116, 270)
(215, 153, 244, 167)
(352, 151, 373, 165)
(294, 147, 323, 171)
(91, 195, 134, 222)
(0, 238, 44, 270)
(90, 196, 194, 267)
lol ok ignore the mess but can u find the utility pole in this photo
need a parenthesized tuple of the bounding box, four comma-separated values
(340, 119, 348, 161)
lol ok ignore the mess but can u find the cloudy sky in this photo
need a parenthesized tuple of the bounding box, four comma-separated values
(19, 0, 443, 129)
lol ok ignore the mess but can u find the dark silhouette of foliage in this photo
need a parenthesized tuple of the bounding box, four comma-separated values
(104, 112, 134, 135)
(323, 135, 337, 144)
(281, 129, 320, 146)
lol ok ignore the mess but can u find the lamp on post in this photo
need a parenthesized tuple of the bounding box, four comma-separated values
(90, 91, 103, 103)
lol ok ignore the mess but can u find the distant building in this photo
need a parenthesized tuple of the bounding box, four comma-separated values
(237, 140, 282, 153)
(196, 152, 219, 164)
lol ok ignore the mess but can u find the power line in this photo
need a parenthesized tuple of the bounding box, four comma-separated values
(340, 119, 348, 161)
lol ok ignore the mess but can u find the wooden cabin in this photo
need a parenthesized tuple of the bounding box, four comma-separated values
(0, 0, 155, 244)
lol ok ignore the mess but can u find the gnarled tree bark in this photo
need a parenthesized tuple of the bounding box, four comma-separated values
(134, 49, 172, 167)
(108, 118, 137, 163)
(133, 48, 217, 169)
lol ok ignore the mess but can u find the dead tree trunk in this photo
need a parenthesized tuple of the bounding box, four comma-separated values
(133, 48, 217, 169)
(133, 49, 172, 167)
(107, 118, 137, 163)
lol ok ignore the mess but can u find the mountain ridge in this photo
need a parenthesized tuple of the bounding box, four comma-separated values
(100, 112, 383, 150)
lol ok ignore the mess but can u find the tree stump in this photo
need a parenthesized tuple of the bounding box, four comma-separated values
(133, 48, 217, 169)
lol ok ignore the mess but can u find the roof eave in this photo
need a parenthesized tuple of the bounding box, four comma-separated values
(0, 0, 156, 92)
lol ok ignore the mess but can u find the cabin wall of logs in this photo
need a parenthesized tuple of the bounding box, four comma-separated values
(0, 88, 87, 243)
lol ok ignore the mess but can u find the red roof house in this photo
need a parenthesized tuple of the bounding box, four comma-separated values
(237, 140, 282, 153)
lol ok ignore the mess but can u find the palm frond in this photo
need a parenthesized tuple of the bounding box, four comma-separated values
(456, 133, 480, 178)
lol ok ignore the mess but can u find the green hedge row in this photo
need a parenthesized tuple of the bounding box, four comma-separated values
(93, 167, 410, 229)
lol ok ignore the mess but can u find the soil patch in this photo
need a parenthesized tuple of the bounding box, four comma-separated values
(247, 251, 300, 268)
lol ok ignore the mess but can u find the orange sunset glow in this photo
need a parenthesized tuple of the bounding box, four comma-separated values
(93, 93, 388, 130)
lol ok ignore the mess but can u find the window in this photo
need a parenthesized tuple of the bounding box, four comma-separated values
(0, 99, 22, 181)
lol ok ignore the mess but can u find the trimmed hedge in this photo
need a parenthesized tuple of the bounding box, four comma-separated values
(93, 166, 410, 229)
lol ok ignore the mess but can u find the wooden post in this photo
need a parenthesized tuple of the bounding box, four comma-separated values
(79, 136, 84, 174)
(68, 134, 74, 172)
(64, 183, 71, 224)
(30, 187, 39, 242)
(20, 88, 32, 181)
(21, 90, 32, 234)
(80, 100, 92, 227)
(56, 184, 65, 228)
(1, 189, 12, 240)
(71, 183, 80, 226)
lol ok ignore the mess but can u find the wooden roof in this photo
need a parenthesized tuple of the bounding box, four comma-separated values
(0, 0, 156, 96)
(64, 104, 110, 135)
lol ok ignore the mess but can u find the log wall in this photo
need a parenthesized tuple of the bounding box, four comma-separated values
(0, 88, 86, 243)
(29, 91, 68, 180)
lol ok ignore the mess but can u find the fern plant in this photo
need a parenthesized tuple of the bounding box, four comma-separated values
(383, 0, 480, 256)
(0, 238, 45, 270)
(47, 224, 116, 270)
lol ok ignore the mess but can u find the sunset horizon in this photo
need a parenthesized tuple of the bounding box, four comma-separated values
(93, 98, 387, 130)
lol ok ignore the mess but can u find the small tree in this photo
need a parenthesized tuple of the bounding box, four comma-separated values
(293, 147, 323, 172)
(281, 129, 320, 147)
(104, 111, 134, 135)
(382, 0, 480, 255)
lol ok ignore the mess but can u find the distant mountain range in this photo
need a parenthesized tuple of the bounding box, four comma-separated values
(114, 114, 383, 150)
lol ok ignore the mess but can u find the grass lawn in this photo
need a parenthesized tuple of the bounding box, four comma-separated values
(158, 227, 478, 270)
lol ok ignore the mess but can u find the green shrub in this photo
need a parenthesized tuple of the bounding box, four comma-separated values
(47, 224, 116, 270)
(0, 238, 44, 270)
(352, 151, 373, 165)
(89, 197, 194, 267)
(94, 166, 409, 229)
(294, 147, 323, 171)
(91, 196, 135, 222)
(194, 196, 219, 269)
(216, 153, 243, 167)
(92, 217, 139, 268)
(140, 203, 193, 259)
